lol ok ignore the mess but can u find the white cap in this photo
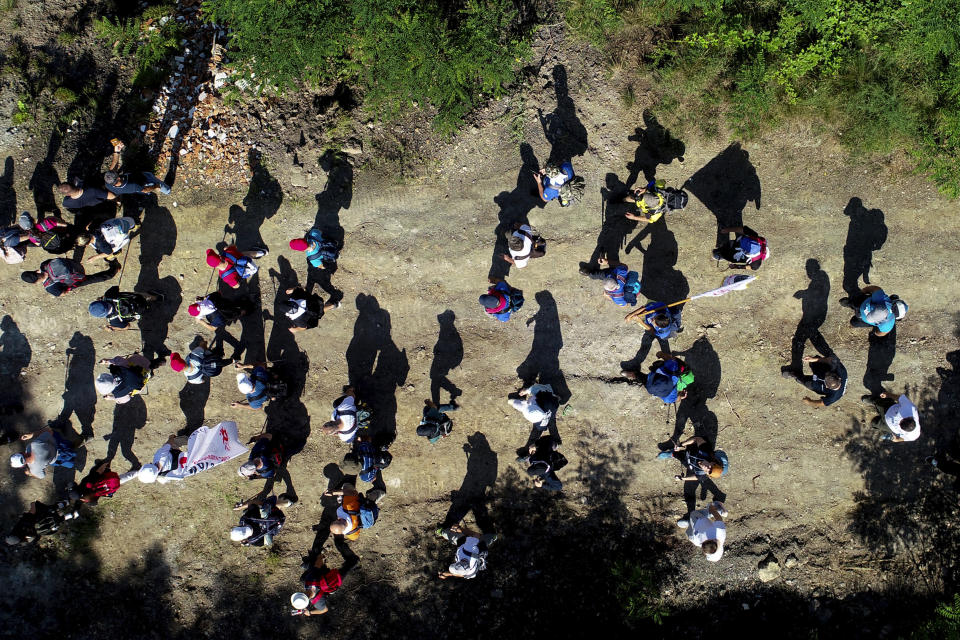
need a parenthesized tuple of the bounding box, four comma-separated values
(236, 373, 254, 395)
(9, 453, 25, 468)
(230, 526, 253, 542)
(237, 461, 257, 477)
(290, 592, 310, 610)
(95, 373, 118, 395)
(137, 463, 159, 483)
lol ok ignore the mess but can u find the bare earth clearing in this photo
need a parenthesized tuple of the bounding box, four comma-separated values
(0, 24, 959, 640)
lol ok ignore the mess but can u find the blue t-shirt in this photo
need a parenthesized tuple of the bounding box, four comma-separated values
(643, 302, 681, 339)
(246, 366, 271, 409)
(542, 162, 574, 201)
(859, 289, 895, 333)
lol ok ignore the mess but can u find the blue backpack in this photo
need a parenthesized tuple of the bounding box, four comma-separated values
(622, 271, 641, 305)
(739, 235, 761, 257)
(306, 229, 339, 267)
(358, 500, 379, 528)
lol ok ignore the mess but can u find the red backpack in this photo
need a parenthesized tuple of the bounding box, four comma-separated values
(85, 471, 120, 498)
(306, 568, 342, 604)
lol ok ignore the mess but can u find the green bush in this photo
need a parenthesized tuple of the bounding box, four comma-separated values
(595, 0, 960, 197)
(913, 593, 960, 639)
(94, 5, 183, 88)
(202, 0, 530, 133)
(611, 560, 669, 626)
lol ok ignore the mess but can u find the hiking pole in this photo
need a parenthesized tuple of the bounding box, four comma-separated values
(665, 402, 675, 425)
(115, 234, 137, 290)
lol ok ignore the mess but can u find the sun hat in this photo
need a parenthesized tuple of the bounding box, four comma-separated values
(9, 453, 25, 468)
(137, 463, 159, 483)
(289, 238, 309, 251)
(290, 592, 310, 610)
(230, 526, 253, 542)
(169, 353, 186, 372)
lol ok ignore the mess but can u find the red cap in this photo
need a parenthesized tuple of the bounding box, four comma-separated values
(169, 353, 186, 372)
(187, 303, 200, 317)
(205, 249, 221, 267)
(289, 238, 309, 251)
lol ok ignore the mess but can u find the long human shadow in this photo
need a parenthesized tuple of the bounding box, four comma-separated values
(672, 336, 722, 443)
(582, 172, 639, 268)
(489, 143, 541, 280)
(623, 109, 686, 189)
(306, 462, 354, 558)
(863, 327, 896, 395)
(177, 336, 211, 434)
(628, 221, 689, 305)
(930, 344, 960, 490)
(841, 197, 887, 297)
(345, 294, 409, 448)
(134, 198, 180, 360)
(104, 395, 146, 470)
(789, 258, 833, 371)
(226, 151, 282, 364)
(55, 332, 96, 439)
(0, 156, 16, 226)
(306, 149, 351, 300)
(517, 291, 570, 404)
(686, 142, 761, 246)
(442, 432, 498, 530)
(264, 255, 312, 459)
(537, 64, 588, 164)
(430, 309, 463, 404)
(0, 315, 31, 421)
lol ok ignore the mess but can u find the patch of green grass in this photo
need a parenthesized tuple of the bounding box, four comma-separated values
(611, 560, 670, 626)
(507, 98, 526, 148)
(1, 0, 17, 12)
(620, 83, 635, 110)
(564, 0, 623, 47)
(11, 95, 31, 125)
(57, 31, 77, 45)
(52, 87, 77, 104)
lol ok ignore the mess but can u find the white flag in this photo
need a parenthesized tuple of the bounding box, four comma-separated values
(165, 421, 248, 481)
(690, 275, 756, 300)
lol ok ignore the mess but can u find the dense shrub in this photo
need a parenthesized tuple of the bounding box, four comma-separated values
(566, 0, 960, 197)
(202, 0, 530, 134)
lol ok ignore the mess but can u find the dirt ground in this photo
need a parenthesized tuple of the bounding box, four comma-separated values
(1, 13, 959, 640)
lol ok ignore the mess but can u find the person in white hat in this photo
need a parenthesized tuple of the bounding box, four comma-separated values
(231, 362, 274, 410)
(290, 551, 347, 617)
(9, 425, 75, 479)
(229, 494, 285, 547)
(137, 434, 187, 484)
(95, 354, 159, 403)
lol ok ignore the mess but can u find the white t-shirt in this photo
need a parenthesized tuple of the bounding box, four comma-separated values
(508, 225, 535, 269)
(885, 394, 920, 441)
(332, 396, 358, 442)
(449, 537, 481, 578)
(687, 510, 726, 561)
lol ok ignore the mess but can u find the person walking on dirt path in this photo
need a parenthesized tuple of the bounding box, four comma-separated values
(232, 363, 275, 411)
(840, 285, 907, 337)
(622, 179, 688, 224)
(21, 256, 119, 297)
(658, 436, 723, 482)
(289, 228, 340, 272)
(76, 217, 139, 263)
(88, 285, 163, 331)
(230, 494, 285, 547)
(712, 226, 769, 270)
(136, 434, 188, 484)
(435, 523, 498, 579)
(290, 551, 348, 617)
(58, 182, 116, 211)
(581, 255, 641, 307)
(678, 501, 727, 562)
(94, 353, 163, 404)
(325, 483, 384, 540)
(187, 292, 254, 330)
(9, 424, 81, 479)
(535, 161, 576, 206)
(501, 223, 545, 269)
(781, 354, 847, 408)
(169, 338, 230, 384)
(322, 387, 364, 443)
(479, 279, 524, 322)
(103, 140, 171, 196)
(516, 434, 566, 491)
(861, 390, 920, 442)
(509, 383, 560, 438)
(631, 301, 683, 341)
(5, 499, 79, 546)
(238, 433, 285, 480)
(623, 351, 693, 405)
(417, 399, 457, 443)
(280, 286, 339, 333)
(206, 245, 268, 289)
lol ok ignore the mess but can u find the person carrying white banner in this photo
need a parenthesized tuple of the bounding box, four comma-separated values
(138, 422, 248, 483)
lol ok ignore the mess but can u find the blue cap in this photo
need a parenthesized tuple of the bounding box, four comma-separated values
(88, 300, 111, 318)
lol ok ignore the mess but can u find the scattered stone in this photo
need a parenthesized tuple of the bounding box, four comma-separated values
(758, 553, 781, 582)
(342, 139, 363, 155)
(785, 553, 798, 568)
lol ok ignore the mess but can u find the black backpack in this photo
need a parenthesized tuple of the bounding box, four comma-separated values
(662, 187, 688, 211)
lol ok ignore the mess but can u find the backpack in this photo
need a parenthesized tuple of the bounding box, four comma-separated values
(34, 511, 63, 536)
(714, 449, 730, 476)
(110, 295, 142, 321)
(417, 415, 453, 443)
(460, 547, 489, 577)
(38, 230, 69, 253)
(351, 438, 392, 482)
(739, 235, 761, 258)
(306, 569, 343, 604)
(622, 271, 641, 305)
(558, 175, 585, 207)
(346, 498, 379, 529)
(514, 227, 546, 260)
(508, 288, 524, 312)
(355, 400, 373, 429)
(45, 258, 85, 286)
(306, 229, 339, 266)
(239, 512, 285, 546)
(662, 187, 688, 211)
(86, 471, 120, 498)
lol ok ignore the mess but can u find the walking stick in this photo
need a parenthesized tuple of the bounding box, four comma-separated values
(115, 234, 137, 289)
